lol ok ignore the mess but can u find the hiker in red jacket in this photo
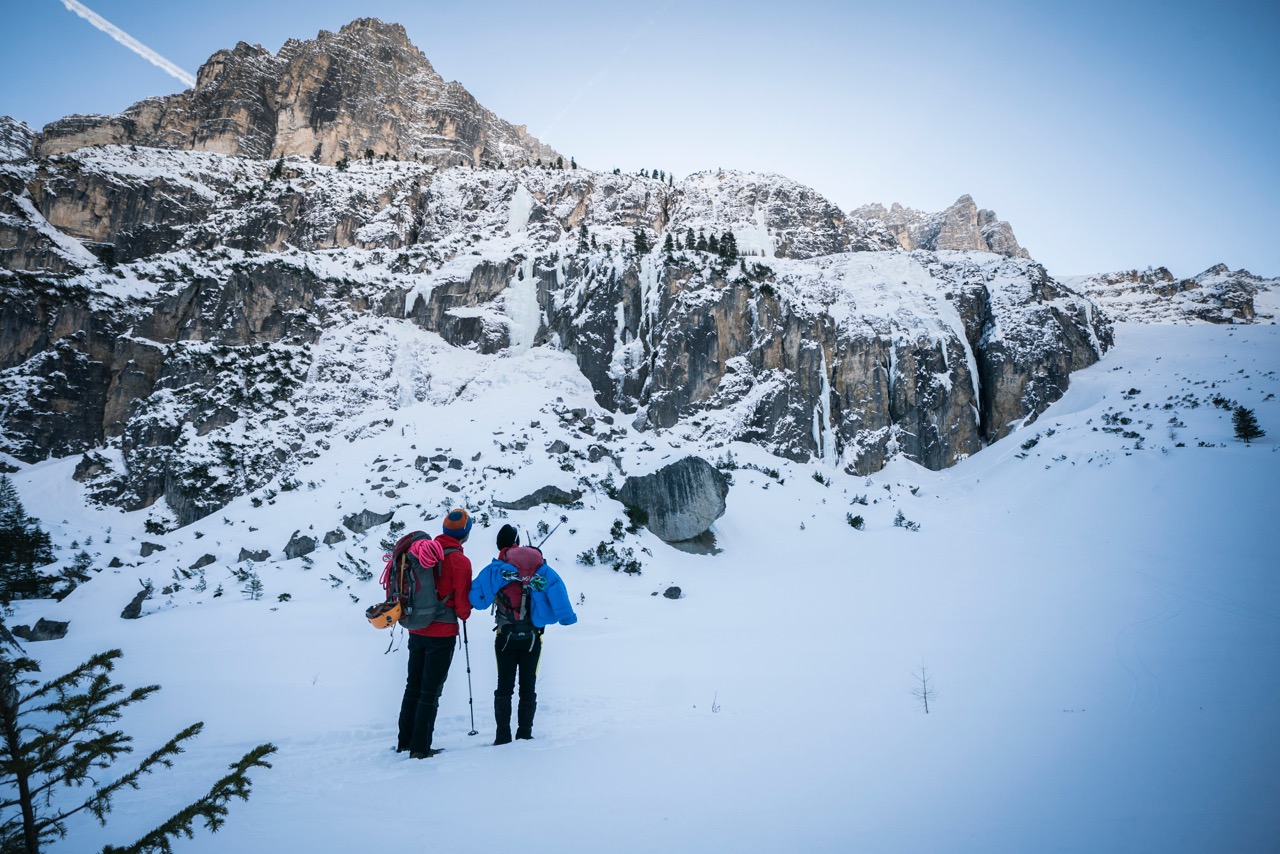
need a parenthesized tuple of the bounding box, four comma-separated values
(396, 508, 473, 759)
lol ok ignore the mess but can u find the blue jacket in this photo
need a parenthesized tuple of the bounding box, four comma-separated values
(469, 554, 578, 629)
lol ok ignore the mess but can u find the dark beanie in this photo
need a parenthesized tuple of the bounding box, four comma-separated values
(496, 524, 519, 550)
(442, 508, 472, 540)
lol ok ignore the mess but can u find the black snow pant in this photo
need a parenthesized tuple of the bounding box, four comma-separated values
(493, 630, 542, 743)
(397, 633, 455, 754)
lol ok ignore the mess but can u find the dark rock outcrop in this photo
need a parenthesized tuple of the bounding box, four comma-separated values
(11, 617, 70, 642)
(492, 486, 582, 511)
(120, 581, 152, 619)
(237, 547, 270, 563)
(284, 531, 317, 559)
(617, 457, 729, 543)
(343, 509, 394, 534)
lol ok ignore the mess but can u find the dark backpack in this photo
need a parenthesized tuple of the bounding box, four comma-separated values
(494, 557, 547, 647)
(386, 532, 459, 631)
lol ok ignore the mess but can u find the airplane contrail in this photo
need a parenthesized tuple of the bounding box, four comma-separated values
(58, 0, 196, 88)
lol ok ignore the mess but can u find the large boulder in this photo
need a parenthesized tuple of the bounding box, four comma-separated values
(284, 531, 317, 559)
(12, 618, 70, 642)
(343, 509, 394, 534)
(617, 457, 728, 543)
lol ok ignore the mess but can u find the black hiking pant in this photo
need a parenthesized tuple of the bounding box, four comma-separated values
(493, 630, 541, 742)
(398, 634, 455, 754)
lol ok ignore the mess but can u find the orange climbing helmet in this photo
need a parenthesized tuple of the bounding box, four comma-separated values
(365, 599, 402, 629)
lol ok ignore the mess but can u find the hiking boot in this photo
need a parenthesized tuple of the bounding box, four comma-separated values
(409, 748, 444, 759)
(493, 732, 512, 746)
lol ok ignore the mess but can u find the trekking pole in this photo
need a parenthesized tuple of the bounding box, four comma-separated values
(462, 621, 478, 736)
(536, 515, 570, 550)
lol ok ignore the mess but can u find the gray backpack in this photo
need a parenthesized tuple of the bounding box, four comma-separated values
(391, 534, 460, 631)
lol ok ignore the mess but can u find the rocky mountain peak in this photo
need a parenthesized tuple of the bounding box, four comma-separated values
(33, 18, 559, 169)
(852, 194, 1029, 258)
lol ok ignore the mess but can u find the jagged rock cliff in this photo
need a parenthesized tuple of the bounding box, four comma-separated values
(33, 18, 560, 170)
(0, 19, 1117, 527)
(853, 195, 1030, 258)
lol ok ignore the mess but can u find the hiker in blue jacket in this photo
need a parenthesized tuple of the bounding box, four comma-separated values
(469, 524, 577, 744)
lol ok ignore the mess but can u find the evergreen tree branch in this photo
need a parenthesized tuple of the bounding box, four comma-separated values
(46, 723, 204, 830)
(102, 743, 277, 854)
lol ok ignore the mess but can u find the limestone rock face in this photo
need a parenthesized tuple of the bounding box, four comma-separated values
(617, 457, 729, 543)
(853, 195, 1030, 258)
(34, 19, 559, 170)
(0, 19, 1127, 527)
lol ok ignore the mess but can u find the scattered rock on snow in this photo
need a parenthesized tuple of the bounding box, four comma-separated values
(323, 529, 347, 545)
(189, 554, 217, 570)
(140, 541, 166, 557)
(12, 618, 70, 641)
(120, 581, 152, 619)
(237, 547, 270, 563)
(284, 532, 317, 559)
(663, 586, 682, 600)
(492, 485, 583, 511)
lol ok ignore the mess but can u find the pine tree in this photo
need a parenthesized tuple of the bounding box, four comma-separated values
(577, 223, 590, 253)
(684, 229, 696, 251)
(0, 644, 275, 853)
(1233, 406, 1265, 444)
(708, 233, 720, 255)
(719, 231, 739, 259)
(696, 231, 708, 252)
(269, 158, 284, 180)
(662, 233, 675, 254)
(633, 230, 651, 254)
(0, 476, 54, 605)
(570, 157, 577, 169)
(556, 156, 564, 170)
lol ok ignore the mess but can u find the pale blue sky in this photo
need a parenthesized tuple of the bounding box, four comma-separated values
(2, 0, 1277, 279)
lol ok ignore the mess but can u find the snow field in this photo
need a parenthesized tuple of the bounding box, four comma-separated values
(6, 322, 1278, 852)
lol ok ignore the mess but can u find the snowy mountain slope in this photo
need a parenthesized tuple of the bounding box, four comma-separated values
(6, 320, 1277, 853)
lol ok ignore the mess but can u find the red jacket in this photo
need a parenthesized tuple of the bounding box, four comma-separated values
(409, 534, 472, 638)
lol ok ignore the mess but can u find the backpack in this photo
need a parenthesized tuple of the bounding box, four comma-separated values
(493, 546, 548, 647)
(383, 532, 460, 631)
